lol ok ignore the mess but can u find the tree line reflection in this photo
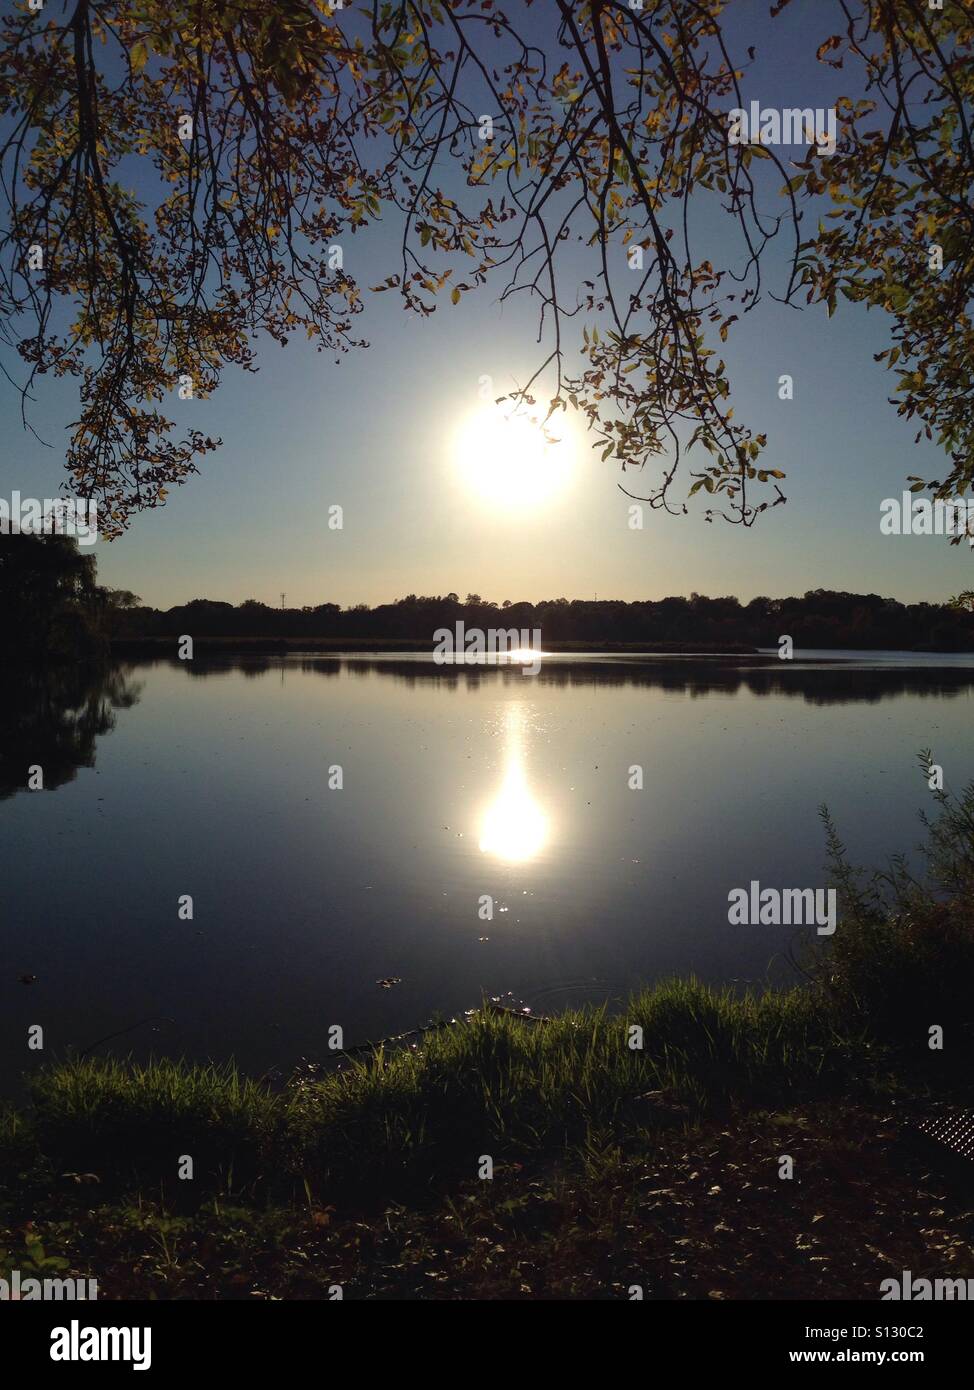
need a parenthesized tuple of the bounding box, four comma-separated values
(4, 655, 974, 802)
(182, 653, 974, 704)
(0, 664, 142, 801)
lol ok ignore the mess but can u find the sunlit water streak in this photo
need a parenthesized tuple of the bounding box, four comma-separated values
(478, 703, 549, 863)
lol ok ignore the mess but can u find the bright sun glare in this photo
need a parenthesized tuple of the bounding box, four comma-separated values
(479, 760, 548, 863)
(478, 705, 549, 863)
(454, 401, 576, 510)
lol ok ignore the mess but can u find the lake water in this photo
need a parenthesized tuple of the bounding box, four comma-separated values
(3, 650, 974, 1093)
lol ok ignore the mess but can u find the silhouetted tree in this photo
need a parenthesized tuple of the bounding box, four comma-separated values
(0, 3, 969, 532)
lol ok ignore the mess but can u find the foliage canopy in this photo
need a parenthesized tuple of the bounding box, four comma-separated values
(0, 0, 971, 534)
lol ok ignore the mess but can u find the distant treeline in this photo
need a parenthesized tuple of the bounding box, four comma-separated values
(5, 535, 974, 656)
(114, 589, 974, 652)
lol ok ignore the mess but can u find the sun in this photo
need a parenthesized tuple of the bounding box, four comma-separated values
(453, 400, 576, 510)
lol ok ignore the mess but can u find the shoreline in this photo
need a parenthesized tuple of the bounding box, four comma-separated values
(108, 636, 762, 656)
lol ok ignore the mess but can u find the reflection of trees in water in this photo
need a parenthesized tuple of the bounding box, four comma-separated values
(139, 655, 974, 705)
(0, 651, 953, 803)
(0, 664, 142, 800)
(6, 654, 964, 805)
(184, 656, 274, 679)
(308, 656, 974, 705)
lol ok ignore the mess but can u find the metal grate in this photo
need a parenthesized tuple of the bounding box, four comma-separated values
(915, 1110, 974, 1163)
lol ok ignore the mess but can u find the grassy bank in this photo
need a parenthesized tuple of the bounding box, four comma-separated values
(3, 758, 973, 1297)
(0, 983, 852, 1203)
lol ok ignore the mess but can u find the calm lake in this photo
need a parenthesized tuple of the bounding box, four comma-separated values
(4, 650, 974, 1093)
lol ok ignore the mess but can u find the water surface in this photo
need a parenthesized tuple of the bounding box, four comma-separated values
(3, 651, 973, 1092)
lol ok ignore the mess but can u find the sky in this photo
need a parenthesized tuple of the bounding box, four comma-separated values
(1, 0, 970, 611)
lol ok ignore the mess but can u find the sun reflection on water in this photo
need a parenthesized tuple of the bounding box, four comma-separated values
(478, 705, 548, 863)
